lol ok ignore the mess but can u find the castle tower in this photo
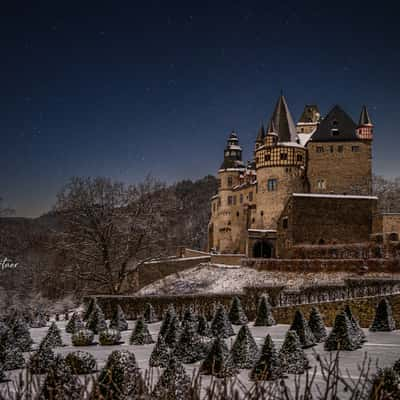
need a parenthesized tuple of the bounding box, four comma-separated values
(253, 95, 307, 236)
(255, 123, 265, 150)
(356, 105, 373, 140)
(296, 104, 321, 135)
(307, 105, 373, 195)
(208, 131, 246, 253)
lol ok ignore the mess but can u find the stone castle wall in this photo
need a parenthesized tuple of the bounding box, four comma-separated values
(307, 141, 372, 195)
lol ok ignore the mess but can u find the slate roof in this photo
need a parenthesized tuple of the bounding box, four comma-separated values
(298, 104, 321, 123)
(269, 95, 298, 142)
(310, 105, 358, 142)
(359, 105, 373, 126)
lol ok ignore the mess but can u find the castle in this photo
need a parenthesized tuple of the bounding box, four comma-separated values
(208, 95, 400, 258)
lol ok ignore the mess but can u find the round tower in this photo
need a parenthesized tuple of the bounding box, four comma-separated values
(357, 105, 373, 140)
(254, 95, 307, 231)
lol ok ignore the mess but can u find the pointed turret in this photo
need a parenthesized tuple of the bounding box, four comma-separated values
(359, 105, 373, 126)
(255, 123, 265, 149)
(220, 130, 245, 170)
(357, 105, 373, 140)
(269, 95, 298, 143)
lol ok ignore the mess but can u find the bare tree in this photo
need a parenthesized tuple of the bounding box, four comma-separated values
(373, 175, 400, 213)
(54, 176, 177, 294)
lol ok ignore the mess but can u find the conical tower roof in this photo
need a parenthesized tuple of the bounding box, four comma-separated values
(269, 95, 298, 142)
(266, 118, 278, 135)
(255, 123, 265, 143)
(359, 105, 373, 126)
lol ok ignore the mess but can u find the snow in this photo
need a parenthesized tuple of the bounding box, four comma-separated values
(293, 193, 378, 200)
(298, 133, 312, 146)
(248, 229, 277, 233)
(3, 320, 400, 398)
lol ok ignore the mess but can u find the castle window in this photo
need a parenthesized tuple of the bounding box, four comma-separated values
(255, 157, 259, 164)
(217, 179, 221, 187)
(261, 211, 264, 216)
(236, 211, 240, 217)
(233, 196, 237, 205)
(316, 146, 324, 153)
(301, 128, 304, 133)
(338, 145, 343, 153)
(228, 196, 233, 205)
(352, 146, 360, 152)
(297, 154, 303, 162)
(280, 153, 288, 160)
(252, 218, 255, 223)
(330, 145, 334, 153)
(267, 179, 278, 192)
(331, 129, 340, 136)
(248, 192, 253, 202)
(240, 194, 243, 203)
(282, 217, 288, 229)
(317, 179, 326, 190)
(265, 154, 271, 161)
(227, 176, 233, 187)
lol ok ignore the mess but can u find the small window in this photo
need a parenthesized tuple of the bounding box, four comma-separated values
(280, 153, 288, 160)
(297, 154, 303, 162)
(267, 179, 278, 192)
(282, 217, 288, 229)
(316, 146, 324, 153)
(248, 192, 253, 202)
(232, 196, 237, 205)
(330, 145, 334, 153)
(331, 129, 340, 136)
(228, 196, 233, 205)
(352, 146, 360, 152)
(260, 211, 264, 216)
(251, 218, 255, 223)
(255, 157, 259, 164)
(338, 145, 343, 153)
(317, 179, 326, 190)
(301, 128, 304, 133)
(227, 176, 233, 187)
(265, 154, 271, 161)
(236, 211, 240, 217)
(240, 194, 243, 203)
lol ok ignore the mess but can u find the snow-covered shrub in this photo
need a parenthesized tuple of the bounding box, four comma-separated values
(65, 351, 97, 374)
(71, 329, 95, 346)
(66, 312, 84, 334)
(230, 325, 258, 369)
(129, 318, 154, 345)
(41, 322, 63, 348)
(109, 305, 128, 331)
(28, 342, 55, 374)
(99, 329, 122, 345)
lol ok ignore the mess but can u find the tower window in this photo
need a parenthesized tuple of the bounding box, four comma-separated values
(265, 154, 271, 161)
(280, 153, 288, 160)
(227, 176, 233, 187)
(233, 195, 237, 205)
(316, 146, 324, 153)
(317, 179, 326, 190)
(248, 192, 253, 202)
(267, 179, 278, 192)
(260, 211, 264, 216)
(330, 145, 334, 153)
(255, 157, 259, 164)
(338, 145, 343, 153)
(297, 154, 303, 162)
(236, 211, 240, 217)
(228, 196, 233, 205)
(240, 194, 243, 203)
(282, 217, 289, 229)
(331, 129, 340, 136)
(352, 146, 360, 152)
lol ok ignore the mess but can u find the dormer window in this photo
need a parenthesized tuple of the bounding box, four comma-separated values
(331, 128, 339, 136)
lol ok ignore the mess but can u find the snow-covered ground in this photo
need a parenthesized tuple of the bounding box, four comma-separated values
(2, 319, 400, 398)
(138, 262, 398, 295)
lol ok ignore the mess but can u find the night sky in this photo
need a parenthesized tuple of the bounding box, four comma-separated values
(1, 1, 399, 217)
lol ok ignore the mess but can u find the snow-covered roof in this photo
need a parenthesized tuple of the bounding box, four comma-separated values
(218, 168, 246, 173)
(228, 144, 242, 150)
(248, 228, 277, 233)
(298, 133, 312, 146)
(278, 142, 305, 149)
(292, 193, 378, 200)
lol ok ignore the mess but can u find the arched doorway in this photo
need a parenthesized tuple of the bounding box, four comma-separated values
(253, 240, 274, 258)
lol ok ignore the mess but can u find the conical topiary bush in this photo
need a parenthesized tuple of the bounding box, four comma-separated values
(308, 307, 327, 342)
(85, 303, 107, 334)
(172, 320, 206, 364)
(164, 316, 182, 349)
(129, 318, 154, 345)
(96, 350, 145, 400)
(39, 354, 82, 400)
(182, 306, 198, 331)
(65, 351, 97, 374)
(279, 330, 309, 374)
(2, 347, 25, 371)
(344, 305, 366, 345)
(12, 318, 33, 352)
(159, 305, 176, 337)
(289, 310, 316, 349)
(144, 303, 158, 324)
(83, 298, 96, 321)
(324, 311, 361, 351)
(149, 335, 170, 368)
(42, 322, 63, 348)
(230, 324, 258, 369)
(200, 337, 237, 378)
(66, 312, 84, 334)
(28, 341, 56, 374)
(151, 354, 191, 400)
(109, 305, 128, 331)
(197, 314, 212, 337)
(369, 298, 396, 332)
(254, 295, 275, 327)
(228, 296, 248, 325)
(250, 334, 283, 381)
(211, 304, 235, 338)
